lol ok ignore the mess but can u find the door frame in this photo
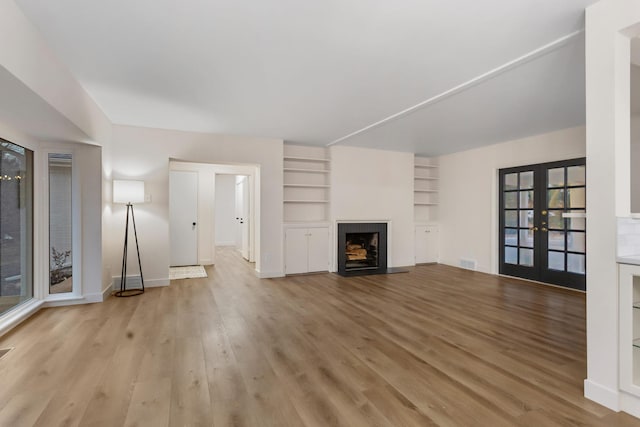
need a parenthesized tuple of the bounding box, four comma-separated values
(169, 161, 258, 268)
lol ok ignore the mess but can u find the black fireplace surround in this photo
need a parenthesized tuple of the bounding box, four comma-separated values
(337, 222, 387, 276)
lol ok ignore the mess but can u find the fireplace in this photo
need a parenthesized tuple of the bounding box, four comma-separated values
(337, 223, 387, 276)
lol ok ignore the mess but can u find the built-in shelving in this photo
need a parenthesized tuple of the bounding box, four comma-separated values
(283, 156, 330, 163)
(284, 184, 330, 188)
(284, 200, 329, 204)
(414, 156, 439, 222)
(283, 168, 330, 174)
(284, 144, 331, 222)
(619, 264, 640, 399)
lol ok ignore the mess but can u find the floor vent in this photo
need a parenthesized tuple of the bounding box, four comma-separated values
(0, 348, 13, 360)
(460, 259, 477, 271)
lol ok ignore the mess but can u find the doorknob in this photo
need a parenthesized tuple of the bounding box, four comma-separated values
(541, 227, 548, 232)
(192, 222, 196, 226)
(541, 210, 548, 215)
(532, 226, 539, 231)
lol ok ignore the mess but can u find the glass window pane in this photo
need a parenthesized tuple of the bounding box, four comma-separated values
(49, 154, 73, 294)
(505, 247, 517, 265)
(519, 229, 534, 248)
(567, 210, 585, 231)
(505, 228, 518, 246)
(519, 248, 533, 267)
(504, 192, 517, 209)
(505, 211, 517, 227)
(567, 165, 585, 186)
(548, 251, 565, 271)
(567, 187, 585, 208)
(568, 253, 586, 274)
(548, 168, 564, 188)
(0, 140, 33, 315)
(548, 189, 565, 208)
(548, 231, 565, 251)
(519, 171, 534, 189)
(519, 190, 534, 208)
(568, 231, 586, 253)
(519, 210, 534, 228)
(548, 210, 564, 229)
(504, 173, 518, 190)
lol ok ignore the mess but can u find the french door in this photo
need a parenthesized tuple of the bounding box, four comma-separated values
(499, 158, 586, 291)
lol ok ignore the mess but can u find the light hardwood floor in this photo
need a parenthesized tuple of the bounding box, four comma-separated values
(0, 248, 638, 426)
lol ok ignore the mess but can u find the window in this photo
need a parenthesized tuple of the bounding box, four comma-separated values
(0, 139, 33, 314)
(49, 153, 72, 294)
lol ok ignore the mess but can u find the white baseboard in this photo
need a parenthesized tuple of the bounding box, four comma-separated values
(43, 292, 104, 307)
(620, 392, 640, 418)
(112, 275, 170, 291)
(584, 379, 620, 411)
(255, 270, 284, 279)
(215, 241, 236, 247)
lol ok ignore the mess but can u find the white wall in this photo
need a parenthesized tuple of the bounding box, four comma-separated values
(110, 125, 282, 283)
(215, 175, 237, 246)
(585, 0, 640, 413)
(438, 126, 586, 274)
(330, 145, 415, 268)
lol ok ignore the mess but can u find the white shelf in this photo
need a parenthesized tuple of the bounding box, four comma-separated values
(284, 156, 330, 162)
(414, 156, 439, 223)
(284, 168, 330, 174)
(284, 184, 330, 188)
(284, 200, 329, 204)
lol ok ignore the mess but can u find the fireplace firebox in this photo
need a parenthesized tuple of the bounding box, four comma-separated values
(337, 223, 387, 276)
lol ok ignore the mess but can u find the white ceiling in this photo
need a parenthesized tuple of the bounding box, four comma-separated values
(15, 0, 596, 155)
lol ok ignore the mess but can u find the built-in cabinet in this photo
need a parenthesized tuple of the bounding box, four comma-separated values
(415, 224, 439, 263)
(619, 263, 640, 401)
(283, 144, 331, 275)
(414, 156, 438, 223)
(284, 226, 330, 274)
(414, 156, 439, 264)
(283, 144, 330, 223)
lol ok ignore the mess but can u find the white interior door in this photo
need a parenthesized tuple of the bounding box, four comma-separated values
(235, 176, 250, 260)
(170, 171, 198, 266)
(241, 177, 250, 260)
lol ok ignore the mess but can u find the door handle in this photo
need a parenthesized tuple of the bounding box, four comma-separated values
(541, 227, 548, 232)
(532, 226, 539, 231)
(192, 222, 196, 227)
(240, 221, 244, 224)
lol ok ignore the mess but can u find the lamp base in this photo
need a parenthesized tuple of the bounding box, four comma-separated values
(117, 203, 145, 298)
(114, 288, 144, 297)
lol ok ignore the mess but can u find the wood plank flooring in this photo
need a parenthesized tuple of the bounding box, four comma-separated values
(0, 247, 638, 426)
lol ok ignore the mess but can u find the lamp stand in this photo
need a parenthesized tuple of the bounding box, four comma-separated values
(116, 203, 144, 297)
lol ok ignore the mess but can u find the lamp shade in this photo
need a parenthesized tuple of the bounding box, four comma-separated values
(113, 180, 145, 204)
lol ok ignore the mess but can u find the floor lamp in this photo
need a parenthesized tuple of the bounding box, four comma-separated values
(113, 180, 145, 297)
